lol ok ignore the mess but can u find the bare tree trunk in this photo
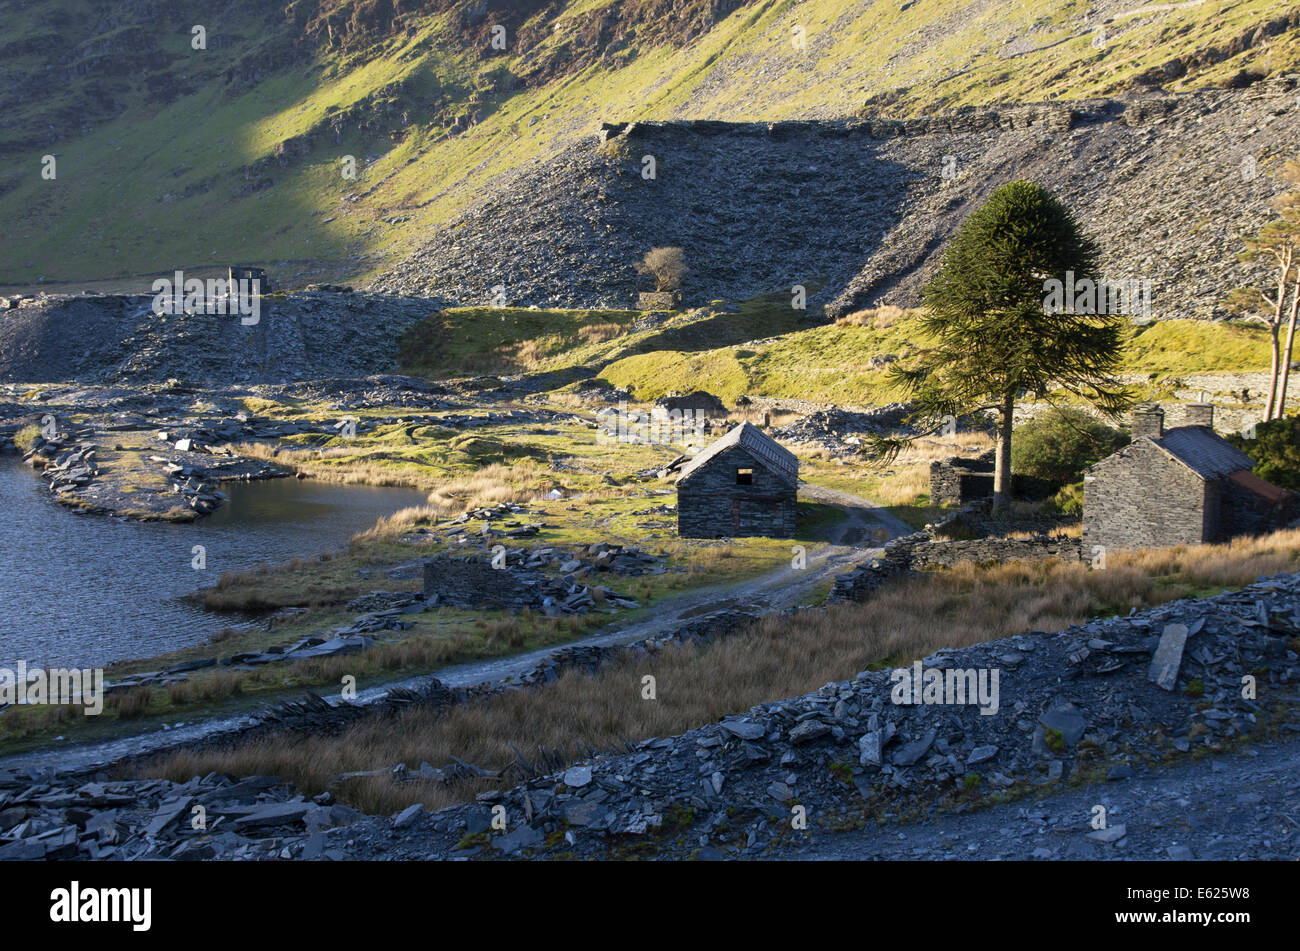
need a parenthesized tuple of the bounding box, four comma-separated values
(1266, 323, 1281, 421)
(1262, 248, 1293, 421)
(992, 390, 1014, 513)
(1277, 280, 1299, 418)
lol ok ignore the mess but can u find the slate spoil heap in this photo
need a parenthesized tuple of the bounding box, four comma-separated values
(769, 404, 911, 454)
(2, 573, 1297, 861)
(374, 79, 1299, 320)
(352, 574, 1297, 860)
(0, 291, 442, 386)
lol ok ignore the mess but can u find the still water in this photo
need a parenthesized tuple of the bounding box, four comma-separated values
(0, 460, 428, 669)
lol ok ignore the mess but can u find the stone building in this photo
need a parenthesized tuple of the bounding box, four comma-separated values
(1082, 403, 1295, 555)
(930, 449, 1053, 505)
(637, 290, 681, 310)
(930, 451, 995, 506)
(228, 265, 268, 292)
(676, 421, 798, 538)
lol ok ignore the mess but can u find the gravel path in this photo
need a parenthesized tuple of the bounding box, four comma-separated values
(765, 733, 1300, 861)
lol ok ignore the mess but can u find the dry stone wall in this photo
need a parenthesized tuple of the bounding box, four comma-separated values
(829, 525, 1080, 602)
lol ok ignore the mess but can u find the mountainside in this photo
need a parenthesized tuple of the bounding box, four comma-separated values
(2, 0, 1298, 291)
(375, 78, 1300, 317)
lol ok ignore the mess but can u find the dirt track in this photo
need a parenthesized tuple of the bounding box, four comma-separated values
(1, 482, 904, 776)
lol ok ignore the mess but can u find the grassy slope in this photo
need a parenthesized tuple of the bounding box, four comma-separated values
(2, 0, 1297, 286)
(593, 308, 1279, 405)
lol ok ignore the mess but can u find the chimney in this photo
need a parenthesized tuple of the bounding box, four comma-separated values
(1183, 403, 1214, 429)
(1131, 404, 1165, 440)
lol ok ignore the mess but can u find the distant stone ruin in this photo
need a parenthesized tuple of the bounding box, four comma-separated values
(929, 452, 995, 507)
(228, 265, 269, 292)
(654, 390, 726, 415)
(637, 291, 679, 310)
(929, 450, 1055, 506)
(422, 555, 530, 609)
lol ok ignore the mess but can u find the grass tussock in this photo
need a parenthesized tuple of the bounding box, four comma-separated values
(232, 442, 442, 490)
(577, 323, 625, 344)
(424, 461, 550, 517)
(143, 528, 1300, 815)
(351, 461, 570, 542)
(13, 424, 42, 454)
(835, 305, 911, 329)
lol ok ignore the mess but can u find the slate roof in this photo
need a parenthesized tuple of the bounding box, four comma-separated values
(1155, 425, 1256, 480)
(677, 421, 799, 485)
(1229, 469, 1292, 505)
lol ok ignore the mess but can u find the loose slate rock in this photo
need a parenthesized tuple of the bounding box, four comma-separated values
(493, 824, 543, 853)
(891, 729, 936, 767)
(234, 801, 311, 829)
(1087, 823, 1128, 843)
(145, 796, 192, 837)
(719, 719, 766, 741)
(789, 720, 831, 744)
(562, 765, 593, 788)
(858, 730, 884, 766)
(1148, 623, 1190, 690)
(767, 781, 792, 802)
(1039, 706, 1087, 746)
(392, 804, 424, 829)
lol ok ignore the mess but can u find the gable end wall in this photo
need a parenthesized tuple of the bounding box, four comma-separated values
(677, 445, 797, 538)
(1082, 440, 1208, 555)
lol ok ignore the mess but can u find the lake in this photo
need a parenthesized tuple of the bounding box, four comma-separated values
(0, 459, 429, 669)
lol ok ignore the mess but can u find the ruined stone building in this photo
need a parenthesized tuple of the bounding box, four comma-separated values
(1082, 404, 1295, 555)
(228, 265, 269, 291)
(654, 390, 727, 416)
(930, 450, 995, 506)
(929, 449, 1053, 505)
(676, 421, 798, 538)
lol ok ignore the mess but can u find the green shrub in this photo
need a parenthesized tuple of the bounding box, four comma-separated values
(1044, 727, 1066, 753)
(1046, 480, 1084, 517)
(1012, 407, 1128, 487)
(1226, 415, 1300, 491)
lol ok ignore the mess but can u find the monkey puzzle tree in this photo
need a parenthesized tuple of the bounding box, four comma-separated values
(883, 180, 1133, 512)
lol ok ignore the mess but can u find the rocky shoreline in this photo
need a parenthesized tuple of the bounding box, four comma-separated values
(0, 376, 525, 522)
